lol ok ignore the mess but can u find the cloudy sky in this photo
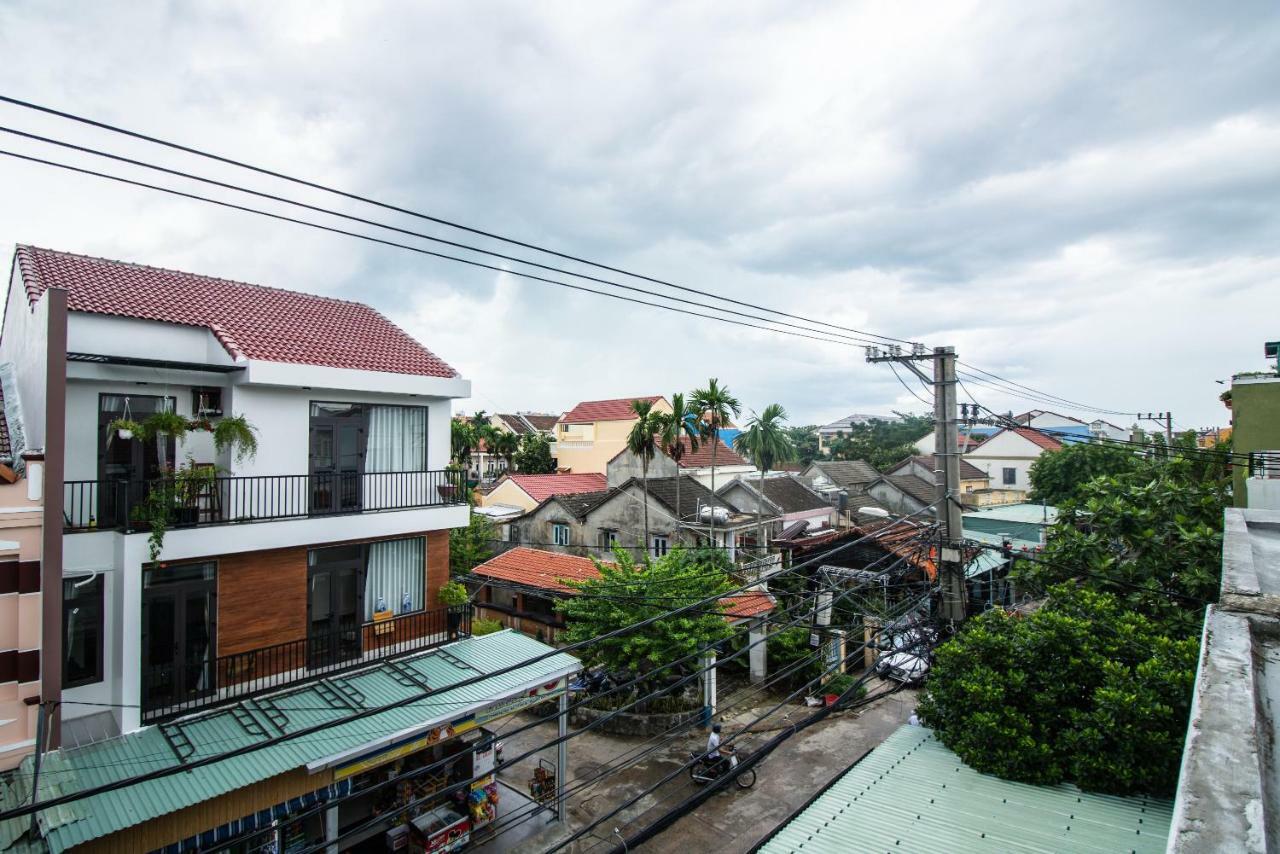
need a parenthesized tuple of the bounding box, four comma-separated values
(0, 1, 1275, 430)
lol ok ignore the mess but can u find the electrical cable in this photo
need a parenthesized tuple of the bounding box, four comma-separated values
(0, 95, 920, 348)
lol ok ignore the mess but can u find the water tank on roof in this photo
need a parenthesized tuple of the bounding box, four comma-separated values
(699, 505, 730, 524)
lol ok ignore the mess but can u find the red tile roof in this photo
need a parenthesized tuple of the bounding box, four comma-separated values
(472, 547, 603, 594)
(504, 473, 607, 502)
(15, 246, 458, 378)
(560, 396, 663, 423)
(472, 547, 772, 620)
(669, 436, 749, 468)
(1005, 427, 1063, 451)
(719, 591, 776, 620)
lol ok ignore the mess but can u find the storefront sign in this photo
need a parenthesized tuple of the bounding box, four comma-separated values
(474, 678, 566, 725)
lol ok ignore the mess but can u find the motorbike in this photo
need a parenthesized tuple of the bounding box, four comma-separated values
(688, 745, 756, 789)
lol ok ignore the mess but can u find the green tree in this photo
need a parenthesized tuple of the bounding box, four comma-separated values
(659, 393, 701, 524)
(734, 403, 795, 552)
(1012, 456, 1226, 637)
(690, 379, 741, 543)
(765, 626, 824, 691)
(450, 512, 495, 577)
(513, 432, 556, 474)
(918, 585, 1198, 796)
(784, 425, 821, 466)
(1027, 440, 1139, 505)
(490, 430, 520, 473)
(451, 419, 476, 467)
(824, 413, 932, 469)
(558, 547, 733, 676)
(626, 398, 665, 555)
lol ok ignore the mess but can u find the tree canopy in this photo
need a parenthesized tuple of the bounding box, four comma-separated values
(784, 425, 821, 466)
(825, 413, 932, 469)
(449, 512, 495, 577)
(1027, 440, 1140, 505)
(918, 585, 1198, 796)
(513, 432, 556, 474)
(558, 547, 734, 674)
(1012, 454, 1227, 637)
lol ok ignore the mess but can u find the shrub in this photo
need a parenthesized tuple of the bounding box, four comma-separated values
(471, 617, 504, 636)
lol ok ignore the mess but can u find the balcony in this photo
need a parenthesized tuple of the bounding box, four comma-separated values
(63, 469, 466, 532)
(141, 605, 472, 723)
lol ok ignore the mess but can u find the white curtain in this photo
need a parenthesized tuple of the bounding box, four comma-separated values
(364, 537, 426, 620)
(366, 406, 427, 472)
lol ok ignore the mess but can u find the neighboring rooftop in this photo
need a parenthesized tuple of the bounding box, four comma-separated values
(471, 547, 604, 594)
(1168, 509, 1280, 852)
(971, 426, 1064, 452)
(805, 460, 881, 488)
(727, 474, 830, 515)
(886, 473, 937, 505)
(669, 436, 748, 468)
(817, 413, 902, 433)
(559, 396, 663, 423)
(520, 413, 560, 432)
(889, 454, 989, 482)
(634, 475, 745, 523)
(502, 473, 607, 503)
(963, 503, 1059, 526)
(719, 591, 775, 620)
(0, 631, 578, 854)
(14, 245, 457, 378)
(758, 725, 1173, 854)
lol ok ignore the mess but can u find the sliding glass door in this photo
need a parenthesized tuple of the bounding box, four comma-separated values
(142, 562, 216, 712)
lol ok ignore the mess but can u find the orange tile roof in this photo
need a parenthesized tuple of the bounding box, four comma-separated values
(719, 591, 776, 620)
(560, 396, 663, 423)
(670, 436, 749, 468)
(504, 473, 608, 502)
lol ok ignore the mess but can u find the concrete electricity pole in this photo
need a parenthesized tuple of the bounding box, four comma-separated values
(866, 344, 967, 623)
(1140, 412, 1174, 443)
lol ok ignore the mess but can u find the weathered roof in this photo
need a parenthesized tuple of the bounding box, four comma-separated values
(559, 396, 663, 423)
(521, 414, 560, 432)
(634, 475, 742, 523)
(806, 460, 880, 488)
(14, 246, 458, 378)
(886, 473, 937, 505)
(495, 414, 532, 434)
(546, 488, 617, 520)
(758, 726, 1173, 854)
(472, 547, 604, 594)
(719, 591, 775, 620)
(0, 632, 578, 853)
(502, 473, 607, 502)
(727, 475, 830, 515)
(669, 437, 749, 469)
(971, 426, 1064, 452)
(888, 454, 989, 482)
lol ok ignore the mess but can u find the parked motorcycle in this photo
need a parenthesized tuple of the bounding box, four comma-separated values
(688, 745, 756, 789)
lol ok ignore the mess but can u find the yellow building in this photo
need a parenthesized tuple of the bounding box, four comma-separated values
(476, 473, 608, 512)
(554, 396, 672, 473)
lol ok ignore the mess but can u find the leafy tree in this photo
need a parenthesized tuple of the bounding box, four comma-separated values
(824, 413, 932, 469)
(450, 512, 495, 577)
(691, 379, 741, 542)
(1027, 440, 1139, 505)
(558, 547, 733, 675)
(451, 419, 476, 466)
(659, 393, 701, 524)
(1012, 456, 1226, 637)
(784, 425, 821, 466)
(490, 430, 520, 473)
(919, 585, 1198, 796)
(765, 626, 824, 691)
(626, 398, 666, 555)
(513, 432, 556, 474)
(734, 403, 795, 551)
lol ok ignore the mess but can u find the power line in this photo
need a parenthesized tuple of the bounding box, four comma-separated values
(0, 94, 919, 348)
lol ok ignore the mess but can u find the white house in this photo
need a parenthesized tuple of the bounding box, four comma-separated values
(963, 426, 1064, 493)
(1014, 410, 1132, 443)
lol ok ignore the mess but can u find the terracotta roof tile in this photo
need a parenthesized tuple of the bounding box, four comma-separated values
(505, 473, 607, 502)
(560, 397, 663, 423)
(670, 437, 749, 469)
(719, 591, 776, 620)
(1011, 426, 1064, 451)
(15, 245, 458, 378)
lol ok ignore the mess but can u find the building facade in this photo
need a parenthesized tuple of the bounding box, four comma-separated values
(553, 396, 671, 473)
(963, 427, 1063, 494)
(1229, 371, 1280, 509)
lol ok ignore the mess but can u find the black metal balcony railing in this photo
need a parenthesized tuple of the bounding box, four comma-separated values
(64, 469, 466, 532)
(141, 605, 472, 723)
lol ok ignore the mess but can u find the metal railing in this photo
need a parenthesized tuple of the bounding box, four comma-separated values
(141, 605, 472, 722)
(64, 469, 466, 532)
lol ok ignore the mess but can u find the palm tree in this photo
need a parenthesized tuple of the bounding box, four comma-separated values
(734, 404, 796, 553)
(626, 399, 664, 559)
(658, 393, 701, 526)
(451, 419, 476, 467)
(492, 431, 520, 474)
(690, 379, 741, 544)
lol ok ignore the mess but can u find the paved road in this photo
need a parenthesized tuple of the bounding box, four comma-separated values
(487, 683, 918, 853)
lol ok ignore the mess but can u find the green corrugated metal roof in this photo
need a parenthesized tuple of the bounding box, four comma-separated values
(0, 630, 579, 853)
(759, 726, 1172, 854)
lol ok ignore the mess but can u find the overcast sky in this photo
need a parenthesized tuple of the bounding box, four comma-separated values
(1, 1, 1275, 430)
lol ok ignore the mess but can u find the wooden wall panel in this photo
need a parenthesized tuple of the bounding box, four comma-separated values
(216, 545, 308, 657)
(427, 529, 449, 607)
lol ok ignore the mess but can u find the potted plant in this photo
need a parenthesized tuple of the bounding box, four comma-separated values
(107, 418, 143, 442)
(213, 414, 260, 463)
(143, 411, 191, 471)
(438, 580, 470, 638)
(173, 459, 217, 527)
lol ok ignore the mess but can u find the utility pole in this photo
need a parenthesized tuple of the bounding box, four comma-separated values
(1140, 412, 1174, 443)
(866, 344, 966, 623)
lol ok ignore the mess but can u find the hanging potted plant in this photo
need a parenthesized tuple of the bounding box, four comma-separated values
(107, 417, 143, 443)
(142, 411, 191, 472)
(438, 580, 470, 639)
(213, 414, 260, 464)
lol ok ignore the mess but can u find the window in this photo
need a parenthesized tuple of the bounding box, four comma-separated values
(1002, 467, 1017, 486)
(1251, 451, 1280, 479)
(652, 535, 670, 558)
(598, 529, 619, 550)
(553, 523, 571, 546)
(364, 537, 425, 619)
(64, 575, 104, 688)
(508, 524, 521, 544)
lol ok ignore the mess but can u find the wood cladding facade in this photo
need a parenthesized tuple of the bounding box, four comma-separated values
(214, 531, 450, 658)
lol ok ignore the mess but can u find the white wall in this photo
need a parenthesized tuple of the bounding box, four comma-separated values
(67, 313, 235, 367)
(0, 269, 48, 451)
(964, 431, 1045, 492)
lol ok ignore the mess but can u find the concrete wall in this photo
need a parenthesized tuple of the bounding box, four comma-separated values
(1231, 375, 1280, 508)
(0, 270, 49, 451)
(607, 448, 678, 488)
(964, 430, 1043, 492)
(868, 480, 927, 516)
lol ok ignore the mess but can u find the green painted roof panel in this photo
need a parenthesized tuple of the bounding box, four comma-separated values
(759, 726, 1172, 854)
(0, 631, 580, 853)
